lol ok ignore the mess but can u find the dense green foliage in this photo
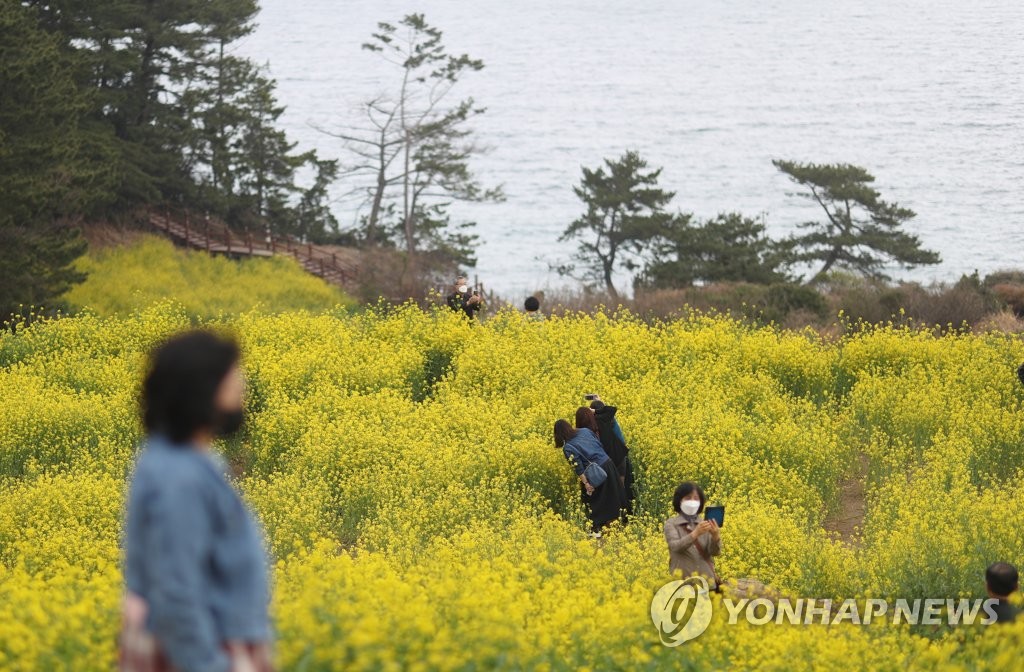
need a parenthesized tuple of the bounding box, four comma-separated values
(12, 0, 333, 232)
(642, 212, 790, 288)
(0, 2, 116, 319)
(0, 0, 339, 318)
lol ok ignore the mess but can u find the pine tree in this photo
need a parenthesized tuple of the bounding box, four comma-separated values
(559, 151, 674, 299)
(0, 2, 115, 318)
(774, 160, 941, 283)
(327, 14, 501, 267)
(642, 213, 789, 288)
(231, 72, 304, 233)
(295, 158, 340, 242)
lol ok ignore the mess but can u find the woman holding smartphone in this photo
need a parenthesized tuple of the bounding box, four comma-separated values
(664, 481, 721, 589)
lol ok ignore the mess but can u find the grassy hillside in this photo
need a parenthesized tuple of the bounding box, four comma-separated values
(63, 235, 352, 318)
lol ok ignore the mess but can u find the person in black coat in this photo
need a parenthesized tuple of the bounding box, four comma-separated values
(447, 275, 483, 320)
(580, 398, 636, 513)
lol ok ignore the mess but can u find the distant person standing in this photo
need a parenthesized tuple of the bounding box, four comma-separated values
(986, 562, 1020, 624)
(121, 331, 272, 672)
(524, 296, 544, 321)
(447, 275, 483, 320)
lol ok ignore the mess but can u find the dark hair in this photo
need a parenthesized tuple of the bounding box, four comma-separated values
(553, 419, 577, 448)
(575, 407, 599, 434)
(1018, 363, 1024, 387)
(672, 481, 706, 514)
(143, 331, 241, 445)
(986, 562, 1019, 596)
(524, 296, 540, 312)
(589, 400, 606, 411)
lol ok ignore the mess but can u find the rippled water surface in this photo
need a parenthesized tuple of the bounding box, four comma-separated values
(239, 0, 1024, 294)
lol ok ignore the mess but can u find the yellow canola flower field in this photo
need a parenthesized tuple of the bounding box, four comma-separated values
(2, 303, 1024, 670)
(63, 236, 352, 318)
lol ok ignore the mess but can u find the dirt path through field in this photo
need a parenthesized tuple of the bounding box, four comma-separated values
(823, 452, 869, 545)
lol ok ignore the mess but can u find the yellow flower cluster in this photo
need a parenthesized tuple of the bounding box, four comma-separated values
(1, 304, 1022, 670)
(62, 235, 352, 318)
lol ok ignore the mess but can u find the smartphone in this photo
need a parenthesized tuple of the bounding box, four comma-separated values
(584, 393, 598, 401)
(704, 505, 725, 528)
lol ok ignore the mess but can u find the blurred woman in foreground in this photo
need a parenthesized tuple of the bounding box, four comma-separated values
(121, 331, 272, 672)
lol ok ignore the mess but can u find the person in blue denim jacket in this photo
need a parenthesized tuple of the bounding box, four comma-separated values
(553, 419, 627, 535)
(121, 331, 272, 672)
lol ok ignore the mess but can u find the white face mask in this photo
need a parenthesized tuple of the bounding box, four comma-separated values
(458, 284, 468, 294)
(680, 500, 701, 516)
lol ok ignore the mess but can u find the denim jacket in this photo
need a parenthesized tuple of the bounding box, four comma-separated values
(124, 434, 270, 672)
(561, 428, 611, 476)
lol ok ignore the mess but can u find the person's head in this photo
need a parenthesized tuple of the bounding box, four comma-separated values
(589, 399, 606, 411)
(986, 562, 1019, 599)
(524, 296, 540, 313)
(455, 275, 469, 294)
(553, 419, 577, 448)
(142, 331, 244, 446)
(575, 406, 598, 434)
(672, 481, 706, 516)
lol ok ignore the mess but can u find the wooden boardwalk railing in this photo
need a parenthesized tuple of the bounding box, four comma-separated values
(147, 208, 358, 287)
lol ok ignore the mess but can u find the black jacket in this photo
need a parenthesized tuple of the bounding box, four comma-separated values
(990, 599, 1019, 624)
(592, 405, 629, 468)
(447, 291, 482, 319)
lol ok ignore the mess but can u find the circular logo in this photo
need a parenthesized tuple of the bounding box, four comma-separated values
(650, 577, 713, 646)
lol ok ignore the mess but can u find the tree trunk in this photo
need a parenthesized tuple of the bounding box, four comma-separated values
(365, 129, 387, 245)
(808, 247, 841, 285)
(366, 169, 384, 244)
(212, 39, 226, 192)
(603, 260, 619, 301)
(399, 64, 414, 255)
(402, 135, 414, 254)
(133, 27, 158, 129)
